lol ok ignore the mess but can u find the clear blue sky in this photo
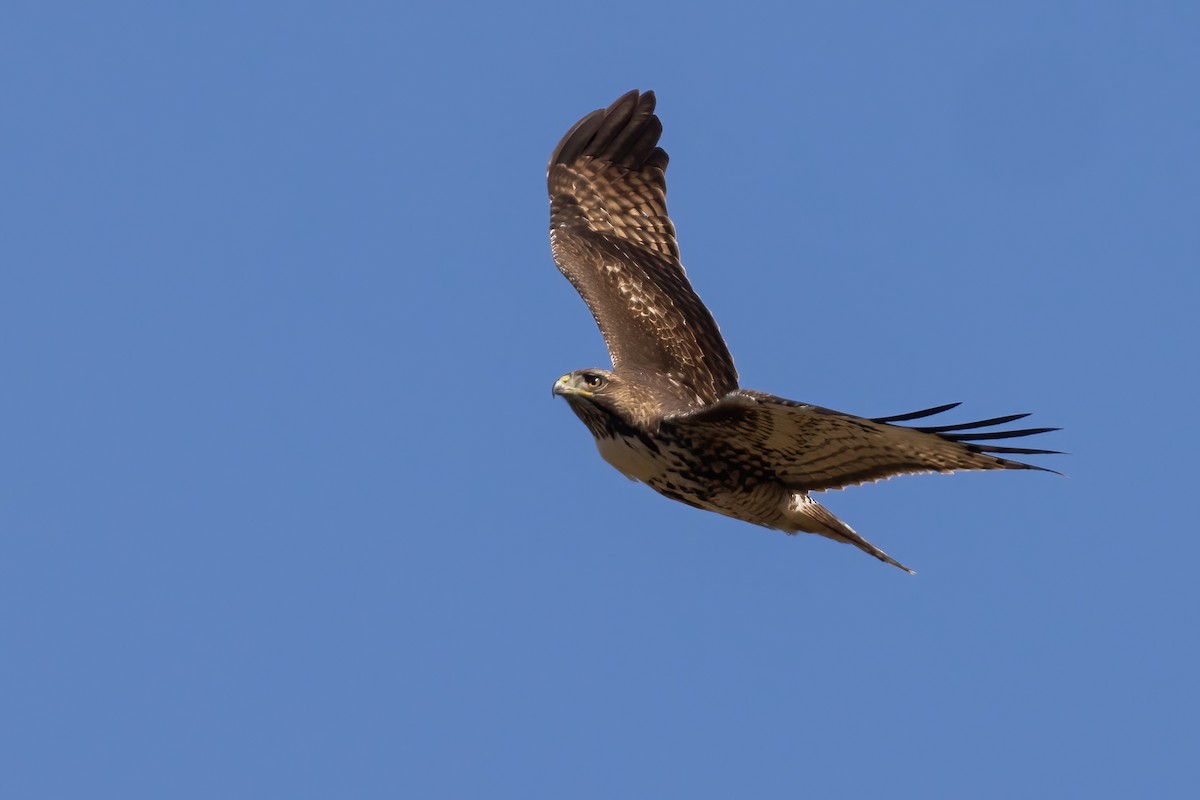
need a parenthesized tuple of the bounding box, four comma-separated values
(3, 2, 1196, 797)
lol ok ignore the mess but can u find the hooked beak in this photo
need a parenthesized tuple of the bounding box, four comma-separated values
(552, 374, 590, 398)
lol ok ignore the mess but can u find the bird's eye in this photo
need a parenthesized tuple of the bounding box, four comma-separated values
(584, 374, 604, 388)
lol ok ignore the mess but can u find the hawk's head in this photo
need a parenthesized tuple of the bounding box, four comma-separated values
(552, 369, 615, 399)
(553, 369, 658, 437)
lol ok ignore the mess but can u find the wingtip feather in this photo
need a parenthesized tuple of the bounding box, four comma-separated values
(872, 402, 962, 423)
(549, 90, 663, 173)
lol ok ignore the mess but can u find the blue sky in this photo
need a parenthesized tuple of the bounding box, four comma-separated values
(2, 1, 1197, 797)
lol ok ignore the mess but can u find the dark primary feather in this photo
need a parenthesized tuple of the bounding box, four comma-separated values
(886, 407, 1063, 456)
(871, 402, 963, 423)
(547, 90, 738, 410)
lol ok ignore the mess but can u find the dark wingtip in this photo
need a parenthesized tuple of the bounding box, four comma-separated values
(550, 108, 606, 167)
(875, 401, 1064, 476)
(872, 402, 961, 424)
(966, 439, 1065, 455)
(548, 90, 663, 173)
(944, 426, 1060, 442)
(916, 412, 1031, 433)
(1016, 463, 1067, 477)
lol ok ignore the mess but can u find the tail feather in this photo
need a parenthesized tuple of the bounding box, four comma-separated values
(788, 494, 914, 574)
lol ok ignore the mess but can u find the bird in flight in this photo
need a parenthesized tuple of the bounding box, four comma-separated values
(547, 90, 1059, 572)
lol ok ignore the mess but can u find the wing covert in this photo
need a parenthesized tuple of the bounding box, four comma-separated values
(672, 391, 1061, 491)
(548, 90, 738, 408)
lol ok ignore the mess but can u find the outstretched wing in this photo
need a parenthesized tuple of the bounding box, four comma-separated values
(548, 90, 738, 408)
(672, 391, 1061, 492)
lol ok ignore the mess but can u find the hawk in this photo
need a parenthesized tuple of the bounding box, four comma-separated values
(548, 90, 1059, 573)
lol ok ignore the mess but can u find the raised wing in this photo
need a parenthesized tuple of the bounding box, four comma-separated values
(672, 391, 1061, 492)
(548, 90, 738, 409)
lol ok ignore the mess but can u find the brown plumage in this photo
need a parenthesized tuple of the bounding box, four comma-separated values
(548, 90, 1060, 573)
(548, 93, 736, 412)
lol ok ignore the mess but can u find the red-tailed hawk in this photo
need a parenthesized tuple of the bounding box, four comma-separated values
(548, 90, 1059, 573)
